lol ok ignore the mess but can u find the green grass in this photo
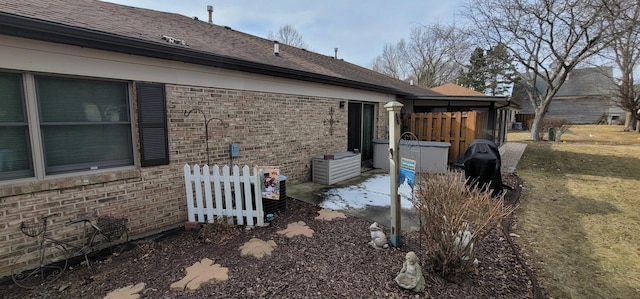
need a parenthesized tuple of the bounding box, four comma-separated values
(511, 125, 640, 298)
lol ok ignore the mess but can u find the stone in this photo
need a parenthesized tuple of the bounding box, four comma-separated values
(239, 238, 277, 258)
(368, 222, 389, 249)
(170, 258, 228, 292)
(277, 221, 314, 238)
(395, 252, 426, 292)
(314, 208, 347, 221)
(104, 283, 146, 299)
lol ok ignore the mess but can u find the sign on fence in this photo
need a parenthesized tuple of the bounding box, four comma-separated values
(183, 164, 265, 227)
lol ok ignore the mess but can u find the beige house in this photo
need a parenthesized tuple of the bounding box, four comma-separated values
(0, 0, 441, 277)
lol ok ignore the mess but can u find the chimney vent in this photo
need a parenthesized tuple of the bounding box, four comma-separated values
(207, 5, 213, 24)
(274, 41, 280, 56)
(334, 47, 338, 59)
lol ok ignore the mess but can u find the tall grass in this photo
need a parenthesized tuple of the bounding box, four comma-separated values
(512, 125, 640, 298)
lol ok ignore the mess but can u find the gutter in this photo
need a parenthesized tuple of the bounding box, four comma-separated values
(0, 12, 411, 97)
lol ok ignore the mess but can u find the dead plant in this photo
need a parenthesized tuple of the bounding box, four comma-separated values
(413, 170, 516, 279)
(196, 216, 237, 244)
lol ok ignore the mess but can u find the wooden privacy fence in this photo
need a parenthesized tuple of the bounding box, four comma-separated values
(402, 111, 488, 163)
(183, 164, 264, 227)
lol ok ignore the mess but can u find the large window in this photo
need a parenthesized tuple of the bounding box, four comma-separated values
(0, 72, 134, 181)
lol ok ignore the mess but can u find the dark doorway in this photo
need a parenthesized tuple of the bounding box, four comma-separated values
(347, 102, 375, 160)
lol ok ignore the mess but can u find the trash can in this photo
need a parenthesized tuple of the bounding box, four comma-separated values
(462, 139, 503, 197)
(548, 128, 555, 141)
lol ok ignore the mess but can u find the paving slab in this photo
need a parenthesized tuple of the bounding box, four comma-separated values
(315, 208, 346, 221)
(104, 283, 145, 299)
(239, 238, 277, 258)
(170, 258, 229, 292)
(276, 221, 314, 238)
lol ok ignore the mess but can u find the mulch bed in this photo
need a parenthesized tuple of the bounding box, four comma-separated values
(0, 173, 538, 298)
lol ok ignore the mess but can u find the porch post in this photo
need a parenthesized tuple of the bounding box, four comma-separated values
(385, 101, 403, 247)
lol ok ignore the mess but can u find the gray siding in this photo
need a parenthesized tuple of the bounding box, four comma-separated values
(519, 96, 610, 124)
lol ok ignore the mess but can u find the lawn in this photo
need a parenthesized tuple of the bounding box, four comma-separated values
(509, 125, 640, 298)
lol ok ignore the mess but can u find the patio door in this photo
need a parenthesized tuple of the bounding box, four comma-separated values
(348, 102, 375, 160)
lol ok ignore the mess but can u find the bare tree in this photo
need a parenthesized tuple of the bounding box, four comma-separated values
(371, 23, 471, 88)
(465, 0, 623, 140)
(267, 24, 308, 48)
(372, 40, 410, 80)
(605, 0, 640, 132)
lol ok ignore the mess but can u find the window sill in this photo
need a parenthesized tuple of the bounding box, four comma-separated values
(0, 167, 141, 198)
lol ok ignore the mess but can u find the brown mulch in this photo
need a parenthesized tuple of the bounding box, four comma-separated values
(0, 173, 540, 298)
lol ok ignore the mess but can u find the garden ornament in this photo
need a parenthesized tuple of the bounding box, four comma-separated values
(368, 222, 389, 249)
(395, 251, 426, 292)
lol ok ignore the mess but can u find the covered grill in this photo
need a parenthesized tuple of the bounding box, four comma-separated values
(462, 139, 503, 197)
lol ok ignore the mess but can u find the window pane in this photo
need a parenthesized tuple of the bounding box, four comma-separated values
(0, 73, 26, 122)
(36, 76, 129, 123)
(35, 76, 133, 175)
(0, 72, 33, 180)
(42, 124, 133, 174)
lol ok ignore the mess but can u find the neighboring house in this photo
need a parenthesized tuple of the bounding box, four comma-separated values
(401, 83, 518, 146)
(513, 66, 623, 127)
(0, 0, 440, 277)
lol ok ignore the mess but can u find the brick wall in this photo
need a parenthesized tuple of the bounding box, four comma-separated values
(0, 82, 384, 278)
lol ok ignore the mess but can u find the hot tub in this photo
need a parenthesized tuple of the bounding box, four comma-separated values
(372, 139, 450, 173)
(312, 151, 361, 185)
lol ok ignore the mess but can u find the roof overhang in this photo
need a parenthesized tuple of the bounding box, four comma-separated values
(402, 95, 518, 108)
(0, 12, 413, 97)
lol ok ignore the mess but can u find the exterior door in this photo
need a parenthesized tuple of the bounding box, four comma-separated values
(348, 102, 375, 160)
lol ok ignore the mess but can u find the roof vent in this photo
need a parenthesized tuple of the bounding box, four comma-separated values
(207, 5, 213, 24)
(161, 35, 188, 46)
(274, 41, 280, 56)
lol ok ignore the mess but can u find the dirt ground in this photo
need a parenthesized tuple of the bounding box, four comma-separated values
(0, 173, 539, 298)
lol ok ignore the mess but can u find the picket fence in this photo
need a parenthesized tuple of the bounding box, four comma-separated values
(183, 164, 265, 227)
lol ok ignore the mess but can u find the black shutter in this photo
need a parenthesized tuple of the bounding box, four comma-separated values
(136, 82, 169, 167)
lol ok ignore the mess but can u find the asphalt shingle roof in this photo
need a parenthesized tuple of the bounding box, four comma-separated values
(0, 0, 439, 97)
(431, 83, 487, 96)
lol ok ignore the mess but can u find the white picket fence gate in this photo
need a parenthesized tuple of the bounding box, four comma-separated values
(183, 164, 265, 227)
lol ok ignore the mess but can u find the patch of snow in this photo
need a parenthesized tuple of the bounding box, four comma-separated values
(320, 174, 415, 210)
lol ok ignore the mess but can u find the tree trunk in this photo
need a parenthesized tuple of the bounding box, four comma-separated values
(530, 113, 544, 141)
(624, 111, 634, 131)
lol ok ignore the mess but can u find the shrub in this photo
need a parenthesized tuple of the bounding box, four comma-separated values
(412, 171, 516, 278)
(197, 216, 236, 244)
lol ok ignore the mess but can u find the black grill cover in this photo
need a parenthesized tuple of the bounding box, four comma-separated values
(462, 139, 503, 197)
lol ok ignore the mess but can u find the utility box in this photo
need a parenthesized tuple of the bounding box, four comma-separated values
(230, 143, 240, 157)
(312, 151, 361, 185)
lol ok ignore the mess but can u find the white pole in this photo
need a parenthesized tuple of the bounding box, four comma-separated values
(385, 101, 403, 247)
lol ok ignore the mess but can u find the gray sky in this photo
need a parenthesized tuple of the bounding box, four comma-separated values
(102, 0, 465, 67)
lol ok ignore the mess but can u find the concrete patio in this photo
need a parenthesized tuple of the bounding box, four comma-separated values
(287, 142, 528, 231)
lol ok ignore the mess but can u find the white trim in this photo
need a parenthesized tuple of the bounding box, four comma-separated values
(0, 35, 395, 103)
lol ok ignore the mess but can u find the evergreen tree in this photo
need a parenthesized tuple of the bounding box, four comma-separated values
(457, 47, 486, 92)
(457, 44, 516, 95)
(485, 43, 516, 96)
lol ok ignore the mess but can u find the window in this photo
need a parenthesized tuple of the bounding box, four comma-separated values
(0, 71, 135, 181)
(0, 72, 33, 180)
